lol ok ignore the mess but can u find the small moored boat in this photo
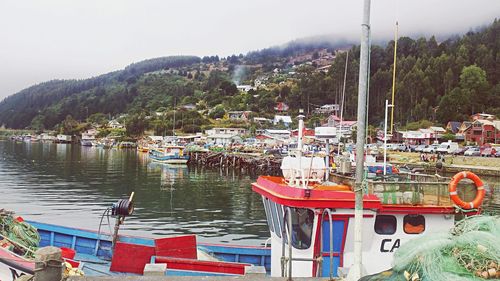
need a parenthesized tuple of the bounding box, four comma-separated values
(149, 146, 189, 164)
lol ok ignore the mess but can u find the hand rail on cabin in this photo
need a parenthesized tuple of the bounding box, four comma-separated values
(319, 208, 334, 280)
(281, 207, 293, 280)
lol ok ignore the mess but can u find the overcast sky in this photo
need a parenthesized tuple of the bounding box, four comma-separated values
(0, 0, 499, 99)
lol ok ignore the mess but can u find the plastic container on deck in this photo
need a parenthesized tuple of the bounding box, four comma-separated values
(60, 247, 76, 260)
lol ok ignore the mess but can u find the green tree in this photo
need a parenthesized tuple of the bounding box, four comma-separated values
(88, 113, 108, 126)
(30, 115, 45, 133)
(60, 115, 79, 135)
(125, 114, 148, 137)
(209, 105, 226, 119)
(458, 65, 489, 114)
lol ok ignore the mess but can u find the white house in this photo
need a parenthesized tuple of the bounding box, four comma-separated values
(236, 85, 254, 92)
(108, 120, 125, 129)
(253, 117, 272, 125)
(264, 129, 291, 140)
(228, 111, 251, 121)
(207, 134, 243, 146)
(205, 128, 247, 136)
(314, 104, 339, 114)
(273, 115, 292, 127)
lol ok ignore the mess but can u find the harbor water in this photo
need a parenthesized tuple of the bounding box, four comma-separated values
(0, 140, 268, 246)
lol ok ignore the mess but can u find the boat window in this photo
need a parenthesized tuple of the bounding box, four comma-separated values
(262, 198, 274, 233)
(403, 215, 425, 234)
(285, 208, 314, 250)
(270, 201, 281, 238)
(374, 215, 397, 235)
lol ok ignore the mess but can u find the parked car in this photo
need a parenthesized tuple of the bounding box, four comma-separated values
(423, 144, 439, 153)
(480, 147, 496, 157)
(415, 144, 428, 152)
(396, 143, 408, 151)
(408, 144, 418, 152)
(452, 147, 468, 155)
(384, 143, 399, 151)
(464, 147, 480, 156)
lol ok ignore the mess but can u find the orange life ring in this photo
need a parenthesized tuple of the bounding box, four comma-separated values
(448, 171, 485, 209)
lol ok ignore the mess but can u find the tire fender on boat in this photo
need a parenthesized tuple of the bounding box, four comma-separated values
(448, 171, 485, 209)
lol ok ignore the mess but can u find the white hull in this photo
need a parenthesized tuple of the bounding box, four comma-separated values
(151, 158, 189, 164)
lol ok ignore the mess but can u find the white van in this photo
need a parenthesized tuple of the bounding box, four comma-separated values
(436, 141, 459, 154)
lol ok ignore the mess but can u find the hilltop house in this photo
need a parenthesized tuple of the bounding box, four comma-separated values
(273, 115, 292, 128)
(205, 128, 247, 136)
(181, 104, 197, 110)
(227, 111, 252, 121)
(274, 102, 289, 112)
(236, 85, 254, 92)
(253, 117, 272, 125)
(108, 120, 125, 129)
(324, 114, 357, 139)
(314, 104, 339, 115)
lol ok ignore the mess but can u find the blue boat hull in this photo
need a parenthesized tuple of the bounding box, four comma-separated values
(24, 221, 270, 277)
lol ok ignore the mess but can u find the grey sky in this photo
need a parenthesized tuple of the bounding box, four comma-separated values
(0, 0, 499, 99)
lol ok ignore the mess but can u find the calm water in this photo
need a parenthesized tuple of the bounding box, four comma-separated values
(0, 140, 268, 246)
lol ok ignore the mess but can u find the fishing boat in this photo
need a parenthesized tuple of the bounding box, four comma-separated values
(251, 111, 487, 279)
(149, 146, 189, 164)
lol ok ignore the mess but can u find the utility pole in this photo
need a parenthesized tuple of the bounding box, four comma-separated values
(348, 0, 371, 280)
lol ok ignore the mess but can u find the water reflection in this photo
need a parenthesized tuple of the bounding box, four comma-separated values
(0, 140, 268, 245)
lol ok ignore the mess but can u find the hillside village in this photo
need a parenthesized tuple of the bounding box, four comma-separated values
(1, 19, 500, 154)
(4, 47, 500, 152)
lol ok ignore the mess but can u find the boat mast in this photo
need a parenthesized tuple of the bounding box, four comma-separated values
(390, 22, 398, 135)
(338, 50, 349, 155)
(172, 97, 176, 136)
(349, 0, 371, 279)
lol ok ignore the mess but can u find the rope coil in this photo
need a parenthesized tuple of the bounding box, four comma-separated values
(111, 199, 134, 216)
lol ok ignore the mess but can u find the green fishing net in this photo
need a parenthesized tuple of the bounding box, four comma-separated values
(361, 215, 499, 281)
(0, 211, 40, 258)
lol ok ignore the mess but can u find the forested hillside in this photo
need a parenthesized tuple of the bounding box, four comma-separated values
(0, 19, 498, 133)
(297, 19, 500, 127)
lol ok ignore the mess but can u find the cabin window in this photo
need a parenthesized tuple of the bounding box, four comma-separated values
(270, 201, 281, 238)
(374, 215, 397, 235)
(262, 198, 274, 233)
(285, 208, 314, 250)
(403, 215, 425, 234)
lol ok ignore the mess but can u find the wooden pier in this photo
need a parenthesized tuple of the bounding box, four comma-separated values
(187, 151, 282, 176)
